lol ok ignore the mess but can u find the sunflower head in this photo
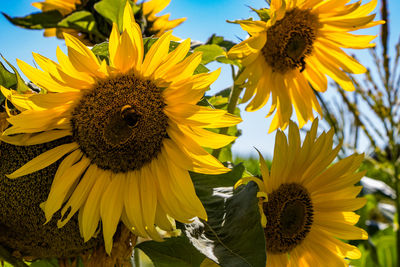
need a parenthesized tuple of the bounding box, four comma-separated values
(228, 0, 384, 132)
(1, 2, 241, 255)
(237, 119, 367, 265)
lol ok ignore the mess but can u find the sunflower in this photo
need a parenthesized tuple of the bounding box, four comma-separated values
(228, 0, 384, 132)
(32, 0, 87, 42)
(236, 119, 367, 266)
(1, 3, 241, 254)
(135, 0, 186, 38)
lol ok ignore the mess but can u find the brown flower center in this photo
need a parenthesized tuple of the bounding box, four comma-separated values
(261, 8, 319, 73)
(71, 74, 168, 173)
(263, 183, 313, 254)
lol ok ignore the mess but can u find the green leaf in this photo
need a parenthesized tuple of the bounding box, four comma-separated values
(205, 34, 236, 51)
(58, 11, 104, 38)
(94, 0, 128, 31)
(137, 236, 206, 267)
(0, 61, 17, 89)
(2, 10, 63, 29)
(193, 45, 225, 65)
(1, 55, 30, 93)
(183, 165, 266, 267)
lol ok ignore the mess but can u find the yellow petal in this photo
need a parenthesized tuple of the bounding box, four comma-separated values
(161, 52, 202, 82)
(315, 217, 368, 240)
(100, 172, 126, 254)
(64, 33, 100, 72)
(113, 30, 135, 73)
(228, 33, 266, 60)
(236, 20, 268, 35)
(122, 2, 143, 71)
(139, 166, 162, 240)
(43, 156, 90, 223)
(57, 164, 99, 228)
(314, 197, 367, 212)
(167, 123, 230, 174)
(56, 46, 95, 85)
(109, 23, 120, 68)
(166, 160, 207, 219)
(165, 103, 242, 128)
(179, 125, 237, 149)
(310, 52, 355, 91)
(155, 205, 175, 232)
(142, 31, 172, 77)
(153, 153, 198, 222)
(17, 59, 78, 93)
(1, 130, 71, 146)
(315, 40, 366, 74)
(124, 170, 147, 237)
(154, 38, 191, 79)
(29, 91, 80, 109)
(162, 138, 193, 171)
(81, 169, 112, 242)
(7, 142, 79, 179)
(256, 149, 270, 189)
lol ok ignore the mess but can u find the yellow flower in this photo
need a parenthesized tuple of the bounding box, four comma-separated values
(135, 0, 186, 38)
(1, 3, 241, 254)
(228, 0, 384, 132)
(237, 119, 367, 266)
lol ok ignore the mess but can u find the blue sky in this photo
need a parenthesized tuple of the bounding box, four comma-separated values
(0, 0, 398, 158)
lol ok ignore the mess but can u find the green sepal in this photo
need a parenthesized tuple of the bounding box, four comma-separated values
(137, 236, 206, 267)
(182, 164, 266, 267)
(250, 7, 271, 22)
(0, 55, 30, 93)
(2, 10, 63, 29)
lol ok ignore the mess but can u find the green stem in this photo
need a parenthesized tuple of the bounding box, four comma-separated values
(212, 83, 243, 159)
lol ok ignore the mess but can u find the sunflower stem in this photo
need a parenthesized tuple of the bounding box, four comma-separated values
(212, 83, 243, 159)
